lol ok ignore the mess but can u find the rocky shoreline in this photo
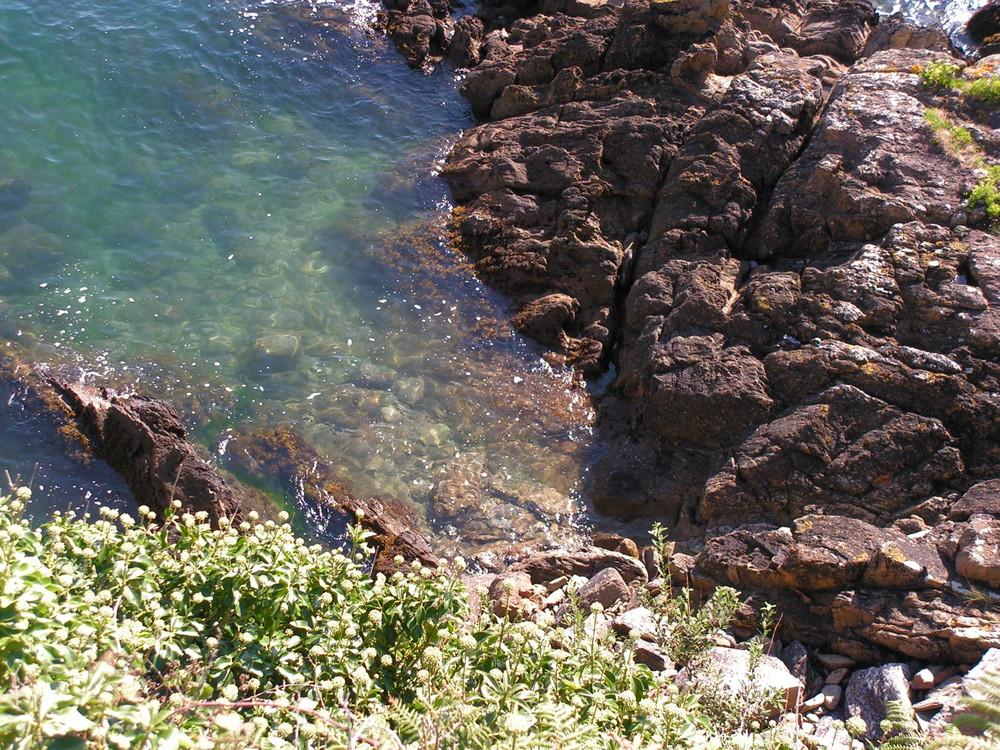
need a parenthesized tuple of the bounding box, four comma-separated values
(372, 0, 1000, 664)
(4, 0, 1000, 743)
(8, 349, 996, 745)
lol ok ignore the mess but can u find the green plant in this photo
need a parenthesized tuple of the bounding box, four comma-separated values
(920, 61, 963, 90)
(920, 108, 1000, 228)
(968, 165, 1000, 223)
(920, 60, 1000, 108)
(0, 490, 760, 749)
(964, 77, 1000, 108)
(878, 702, 923, 750)
(924, 108, 979, 158)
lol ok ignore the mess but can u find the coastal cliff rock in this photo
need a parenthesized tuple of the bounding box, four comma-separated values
(375, 0, 1000, 662)
(52, 380, 245, 525)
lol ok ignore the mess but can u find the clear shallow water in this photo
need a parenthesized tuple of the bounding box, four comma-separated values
(0, 0, 596, 551)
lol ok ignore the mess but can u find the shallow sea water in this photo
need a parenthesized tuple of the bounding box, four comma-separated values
(0, 0, 597, 550)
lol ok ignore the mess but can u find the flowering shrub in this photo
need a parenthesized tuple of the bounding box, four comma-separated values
(0, 490, 755, 748)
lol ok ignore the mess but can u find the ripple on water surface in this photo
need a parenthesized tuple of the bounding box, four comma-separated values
(0, 0, 597, 552)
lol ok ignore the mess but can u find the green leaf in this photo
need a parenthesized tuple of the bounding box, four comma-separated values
(46, 737, 86, 750)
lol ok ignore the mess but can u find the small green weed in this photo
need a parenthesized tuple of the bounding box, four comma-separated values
(921, 61, 963, 90)
(920, 107, 1000, 228)
(920, 60, 1000, 109)
(924, 108, 978, 157)
(969, 165, 1000, 223)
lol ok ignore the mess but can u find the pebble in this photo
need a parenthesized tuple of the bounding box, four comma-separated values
(544, 575, 568, 593)
(826, 667, 850, 685)
(713, 631, 737, 648)
(818, 653, 856, 670)
(912, 668, 937, 690)
(912, 696, 944, 712)
(911, 665, 954, 690)
(801, 692, 825, 711)
(634, 640, 673, 673)
(543, 588, 565, 608)
(822, 684, 843, 711)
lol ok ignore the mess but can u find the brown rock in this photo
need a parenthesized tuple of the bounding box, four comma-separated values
(926, 649, 1000, 738)
(825, 666, 848, 685)
(967, 1, 1000, 45)
(226, 425, 437, 574)
(830, 589, 1000, 663)
(578, 567, 630, 610)
(634, 639, 673, 672)
(52, 380, 243, 525)
(510, 546, 649, 585)
(592, 532, 640, 558)
(511, 293, 579, 348)
(955, 519, 1000, 588)
(951, 480, 1000, 521)
(700, 385, 963, 527)
(489, 571, 542, 620)
(748, 49, 988, 259)
(822, 683, 843, 710)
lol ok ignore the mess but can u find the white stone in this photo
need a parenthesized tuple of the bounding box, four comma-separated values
(823, 684, 843, 711)
(680, 647, 802, 715)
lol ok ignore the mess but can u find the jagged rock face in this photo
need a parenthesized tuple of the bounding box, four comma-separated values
(384, 0, 1000, 661)
(748, 49, 983, 259)
(736, 0, 876, 64)
(52, 381, 244, 525)
(444, 79, 707, 372)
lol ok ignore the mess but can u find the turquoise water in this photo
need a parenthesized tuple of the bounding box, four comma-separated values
(0, 0, 596, 550)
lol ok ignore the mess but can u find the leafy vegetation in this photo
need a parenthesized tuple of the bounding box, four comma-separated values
(3, 487, 998, 749)
(967, 165, 1000, 224)
(0, 489, 792, 749)
(919, 61, 1000, 108)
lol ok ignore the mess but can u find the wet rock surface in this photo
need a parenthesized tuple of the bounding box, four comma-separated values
(373, 0, 1000, 663)
(52, 379, 245, 525)
(225, 424, 439, 574)
(2, 352, 440, 575)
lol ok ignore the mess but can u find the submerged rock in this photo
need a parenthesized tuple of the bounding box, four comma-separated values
(226, 425, 439, 574)
(0, 177, 30, 221)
